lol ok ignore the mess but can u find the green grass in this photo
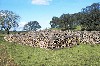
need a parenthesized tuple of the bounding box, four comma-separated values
(50, 28, 63, 30)
(0, 44, 18, 66)
(75, 26, 81, 31)
(0, 33, 100, 66)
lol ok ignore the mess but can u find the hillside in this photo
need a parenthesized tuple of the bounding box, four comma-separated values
(0, 32, 100, 66)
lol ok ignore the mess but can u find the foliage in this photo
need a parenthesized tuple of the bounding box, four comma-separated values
(23, 21, 41, 31)
(80, 3, 100, 31)
(50, 2, 100, 31)
(0, 10, 20, 34)
(50, 16, 60, 28)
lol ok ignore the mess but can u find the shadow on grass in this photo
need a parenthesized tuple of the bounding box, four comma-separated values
(0, 45, 18, 66)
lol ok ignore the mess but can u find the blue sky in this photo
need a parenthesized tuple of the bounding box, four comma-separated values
(0, 0, 99, 31)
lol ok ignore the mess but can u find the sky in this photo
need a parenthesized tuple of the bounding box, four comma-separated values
(0, 0, 99, 31)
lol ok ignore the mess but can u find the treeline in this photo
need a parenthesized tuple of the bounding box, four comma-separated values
(0, 2, 100, 34)
(50, 2, 100, 31)
(0, 10, 41, 34)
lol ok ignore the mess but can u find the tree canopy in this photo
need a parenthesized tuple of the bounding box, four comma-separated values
(80, 2, 100, 31)
(0, 10, 20, 34)
(50, 2, 100, 31)
(23, 21, 41, 31)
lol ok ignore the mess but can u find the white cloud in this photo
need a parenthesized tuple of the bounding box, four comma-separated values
(32, 0, 52, 5)
(17, 21, 27, 31)
(9, 22, 27, 31)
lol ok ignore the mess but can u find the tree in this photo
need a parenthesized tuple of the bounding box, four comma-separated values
(59, 13, 75, 30)
(80, 3, 100, 31)
(0, 10, 20, 34)
(23, 21, 41, 31)
(50, 14, 78, 30)
(49, 2, 100, 31)
(50, 16, 60, 28)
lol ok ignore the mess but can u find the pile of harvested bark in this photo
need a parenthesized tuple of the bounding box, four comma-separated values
(4, 30, 100, 49)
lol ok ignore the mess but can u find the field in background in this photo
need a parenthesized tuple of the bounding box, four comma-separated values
(0, 31, 100, 66)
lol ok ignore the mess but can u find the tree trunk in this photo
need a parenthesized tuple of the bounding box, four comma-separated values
(6, 28, 9, 34)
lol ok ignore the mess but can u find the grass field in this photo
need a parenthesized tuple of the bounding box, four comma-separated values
(0, 32, 100, 66)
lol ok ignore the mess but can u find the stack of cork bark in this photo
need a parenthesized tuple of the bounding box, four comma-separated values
(4, 30, 100, 49)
